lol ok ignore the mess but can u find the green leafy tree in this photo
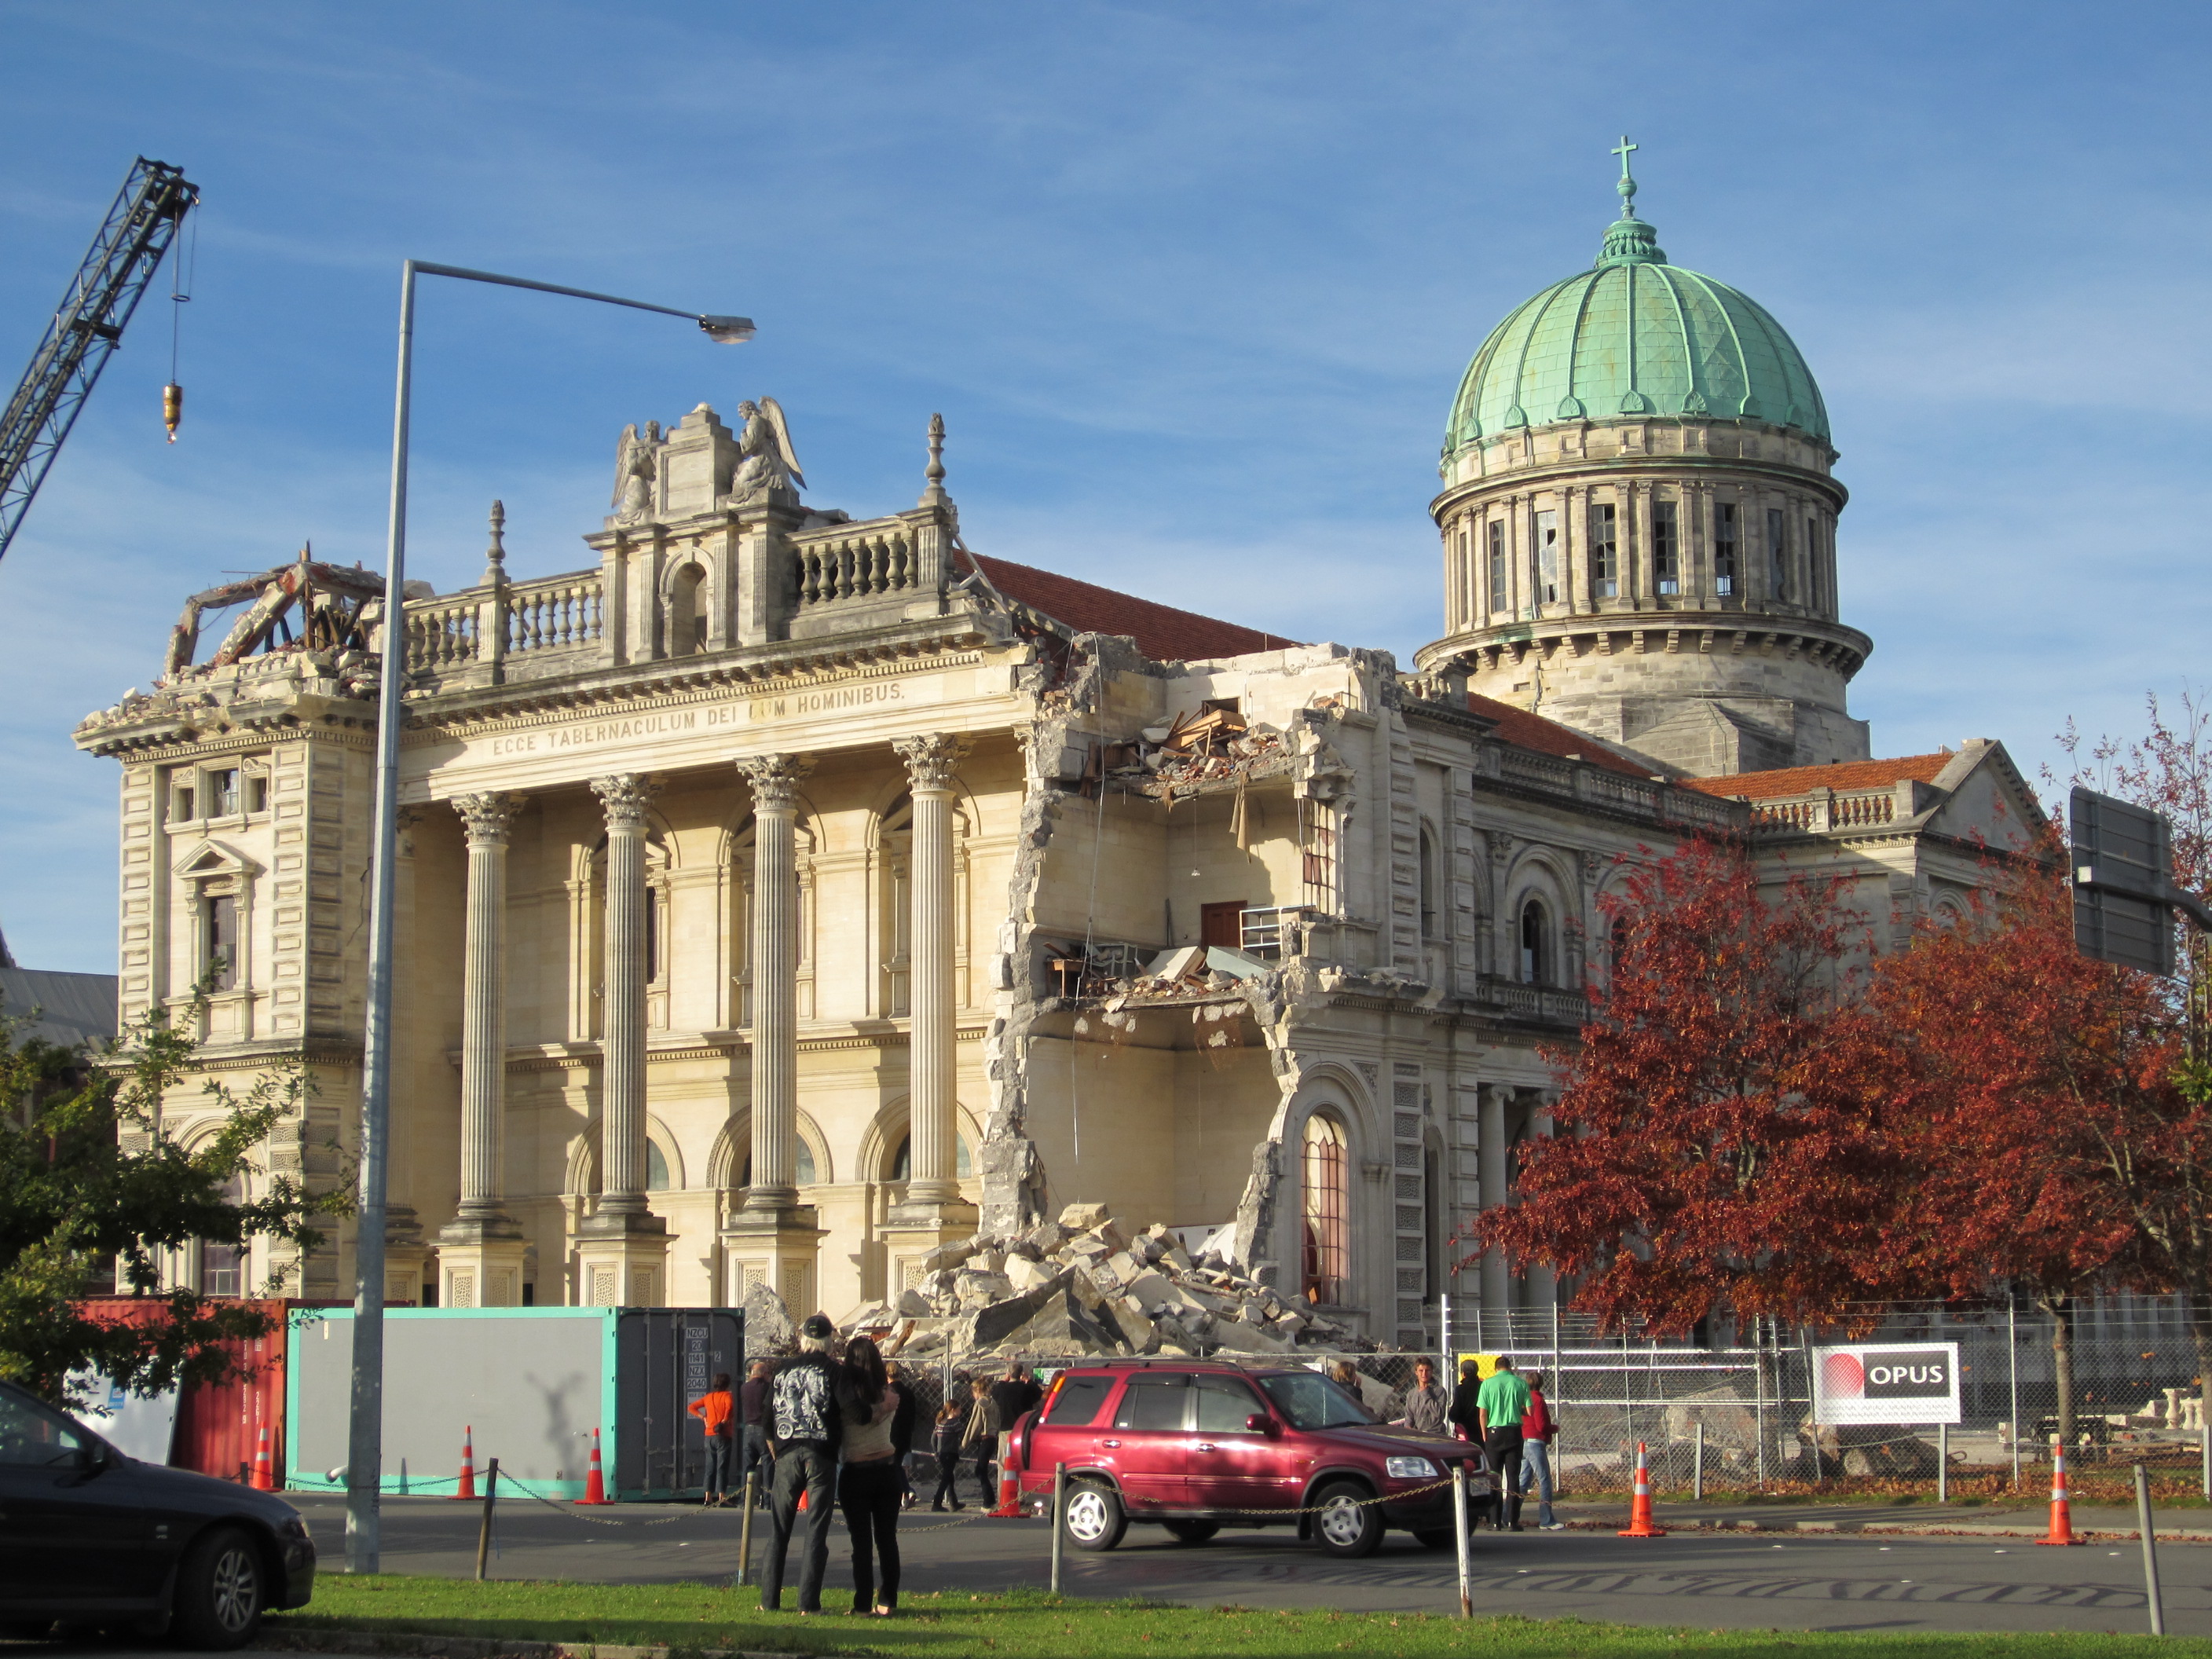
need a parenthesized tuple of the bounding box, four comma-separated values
(0, 986, 348, 1404)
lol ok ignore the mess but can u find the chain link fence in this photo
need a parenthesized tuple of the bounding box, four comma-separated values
(874, 1292, 2212, 1505)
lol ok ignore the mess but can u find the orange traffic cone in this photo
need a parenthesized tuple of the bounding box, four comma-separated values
(2035, 1438, 2083, 1545)
(449, 1426, 478, 1501)
(575, 1426, 613, 1505)
(989, 1461, 1023, 1518)
(797, 1486, 809, 1512)
(1618, 1440, 1667, 1537)
(251, 1423, 276, 1491)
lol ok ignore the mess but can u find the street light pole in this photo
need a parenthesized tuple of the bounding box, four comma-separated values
(343, 260, 749, 1574)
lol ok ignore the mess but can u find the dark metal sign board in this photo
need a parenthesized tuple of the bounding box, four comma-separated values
(2071, 786, 2210, 975)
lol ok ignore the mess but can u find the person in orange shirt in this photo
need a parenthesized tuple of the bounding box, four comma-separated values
(690, 1372, 737, 1506)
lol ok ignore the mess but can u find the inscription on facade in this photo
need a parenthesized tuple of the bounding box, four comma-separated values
(483, 679, 914, 759)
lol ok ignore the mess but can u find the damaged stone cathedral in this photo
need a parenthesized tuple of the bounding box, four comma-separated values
(78, 168, 2044, 1351)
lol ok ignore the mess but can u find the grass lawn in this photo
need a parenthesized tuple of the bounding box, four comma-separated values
(269, 1575, 2211, 1658)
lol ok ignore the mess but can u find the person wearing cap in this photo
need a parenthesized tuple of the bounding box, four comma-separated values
(760, 1313, 844, 1614)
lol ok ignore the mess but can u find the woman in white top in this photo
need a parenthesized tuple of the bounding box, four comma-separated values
(834, 1336, 913, 1616)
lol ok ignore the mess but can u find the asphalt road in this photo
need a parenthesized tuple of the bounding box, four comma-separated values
(249, 1491, 2207, 1639)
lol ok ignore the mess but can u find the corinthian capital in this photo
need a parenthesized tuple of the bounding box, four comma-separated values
(893, 732, 971, 793)
(590, 774, 658, 830)
(737, 753, 814, 812)
(452, 792, 524, 846)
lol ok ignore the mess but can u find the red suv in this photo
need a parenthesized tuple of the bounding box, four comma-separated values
(1009, 1360, 1489, 1558)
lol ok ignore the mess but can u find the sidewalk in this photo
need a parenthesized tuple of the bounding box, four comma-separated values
(1551, 1494, 2212, 1541)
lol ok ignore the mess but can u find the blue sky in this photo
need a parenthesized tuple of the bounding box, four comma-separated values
(3, 2, 2209, 972)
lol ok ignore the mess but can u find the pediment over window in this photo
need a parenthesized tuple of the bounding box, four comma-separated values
(174, 839, 262, 880)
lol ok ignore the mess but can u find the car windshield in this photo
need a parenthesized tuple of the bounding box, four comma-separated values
(1258, 1372, 1378, 1430)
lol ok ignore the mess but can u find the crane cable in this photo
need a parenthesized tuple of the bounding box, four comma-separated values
(163, 200, 197, 441)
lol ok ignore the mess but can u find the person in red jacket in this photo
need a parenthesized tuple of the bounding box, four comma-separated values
(689, 1372, 737, 1505)
(1519, 1369, 1562, 1529)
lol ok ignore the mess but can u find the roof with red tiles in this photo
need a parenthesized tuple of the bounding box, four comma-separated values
(1683, 753, 1957, 802)
(1463, 692, 1654, 778)
(962, 551, 1298, 663)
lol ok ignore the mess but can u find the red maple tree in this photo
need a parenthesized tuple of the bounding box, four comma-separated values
(1469, 835, 1915, 1335)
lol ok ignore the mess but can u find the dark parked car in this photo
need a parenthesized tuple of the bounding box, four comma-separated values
(0, 1378, 314, 1647)
(1010, 1359, 1490, 1557)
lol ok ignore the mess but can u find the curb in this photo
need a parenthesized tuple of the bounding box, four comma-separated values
(257, 1629, 828, 1659)
(1560, 1515, 2212, 1543)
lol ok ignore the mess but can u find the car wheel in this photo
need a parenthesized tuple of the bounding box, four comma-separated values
(1163, 1520, 1219, 1545)
(1311, 1479, 1384, 1558)
(1062, 1480, 1127, 1552)
(170, 1525, 266, 1650)
(1412, 1527, 1459, 1550)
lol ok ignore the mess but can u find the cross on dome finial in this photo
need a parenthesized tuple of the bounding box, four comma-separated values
(1612, 135, 1639, 218)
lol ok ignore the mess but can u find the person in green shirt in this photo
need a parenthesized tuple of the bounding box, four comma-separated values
(1474, 1357, 1532, 1532)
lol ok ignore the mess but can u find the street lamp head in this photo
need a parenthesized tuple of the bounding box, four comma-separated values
(699, 315, 756, 345)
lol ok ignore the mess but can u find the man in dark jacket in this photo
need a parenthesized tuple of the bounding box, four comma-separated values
(986, 1362, 1044, 1496)
(760, 1314, 843, 1614)
(738, 1359, 774, 1507)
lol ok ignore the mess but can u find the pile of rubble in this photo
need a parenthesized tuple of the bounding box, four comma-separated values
(1100, 702, 1292, 807)
(841, 1203, 1363, 1361)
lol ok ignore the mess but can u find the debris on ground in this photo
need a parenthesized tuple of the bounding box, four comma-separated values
(838, 1203, 1363, 1361)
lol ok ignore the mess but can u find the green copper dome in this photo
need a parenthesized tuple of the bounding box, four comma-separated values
(1445, 166, 1829, 451)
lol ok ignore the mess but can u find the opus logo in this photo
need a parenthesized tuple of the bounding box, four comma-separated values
(1822, 1350, 1950, 1401)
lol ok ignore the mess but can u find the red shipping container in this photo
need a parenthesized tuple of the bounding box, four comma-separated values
(79, 1298, 308, 1483)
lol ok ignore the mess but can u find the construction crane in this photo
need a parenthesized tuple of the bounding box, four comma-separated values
(0, 156, 198, 566)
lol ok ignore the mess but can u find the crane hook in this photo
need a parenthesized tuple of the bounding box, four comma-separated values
(163, 381, 182, 442)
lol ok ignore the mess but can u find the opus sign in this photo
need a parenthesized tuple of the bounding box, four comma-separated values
(1811, 1342, 1960, 1426)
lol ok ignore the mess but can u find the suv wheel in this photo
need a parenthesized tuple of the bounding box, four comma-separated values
(1310, 1479, 1384, 1558)
(1163, 1520, 1219, 1545)
(170, 1526, 266, 1650)
(1062, 1480, 1127, 1552)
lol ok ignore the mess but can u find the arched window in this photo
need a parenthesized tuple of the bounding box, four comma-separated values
(668, 562, 707, 656)
(1418, 829, 1438, 940)
(889, 1133, 970, 1181)
(196, 1172, 245, 1296)
(1609, 914, 1631, 976)
(737, 1140, 819, 1188)
(1518, 898, 1551, 986)
(1299, 1113, 1350, 1306)
(646, 1141, 671, 1192)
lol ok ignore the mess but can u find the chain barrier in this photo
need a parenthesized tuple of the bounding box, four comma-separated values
(510, 1480, 701, 1528)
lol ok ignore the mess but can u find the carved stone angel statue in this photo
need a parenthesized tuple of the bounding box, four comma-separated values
(728, 397, 805, 506)
(610, 419, 664, 518)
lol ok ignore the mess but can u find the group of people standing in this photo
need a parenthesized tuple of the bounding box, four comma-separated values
(1388, 1353, 1560, 1530)
(683, 1317, 1047, 1616)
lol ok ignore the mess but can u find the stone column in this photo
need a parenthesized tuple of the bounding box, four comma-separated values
(893, 734, 969, 1208)
(1479, 1084, 1511, 1314)
(576, 774, 667, 1308)
(438, 793, 527, 1307)
(738, 754, 810, 1209)
(723, 754, 826, 1316)
(594, 775, 654, 1216)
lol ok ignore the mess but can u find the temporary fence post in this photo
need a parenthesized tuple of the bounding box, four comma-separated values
(1693, 1423, 1704, 1503)
(1440, 1291, 1452, 1366)
(2008, 1302, 2022, 1491)
(2201, 1414, 2209, 1503)
(2136, 1461, 2166, 1636)
(1937, 1423, 1947, 1504)
(1754, 1319, 1767, 1492)
(1452, 1461, 1473, 1619)
(737, 1470, 758, 1586)
(474, 1458, 500, 1582)
(1049, 1462, 1068, 1598)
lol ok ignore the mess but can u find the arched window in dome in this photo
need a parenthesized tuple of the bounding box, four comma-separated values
(1486, 521, 1507, 617)
(1652, 500, 1680, 596)
(1714, 503, 1739, 597)
(1767, 508, 1788, 602)
(1533, 509, 1559, 610)
(1807, 515, 1822, 611)
(1588, 501, 1618, 599)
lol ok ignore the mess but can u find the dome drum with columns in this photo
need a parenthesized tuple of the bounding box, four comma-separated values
(1415, 145, 1872, 779)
